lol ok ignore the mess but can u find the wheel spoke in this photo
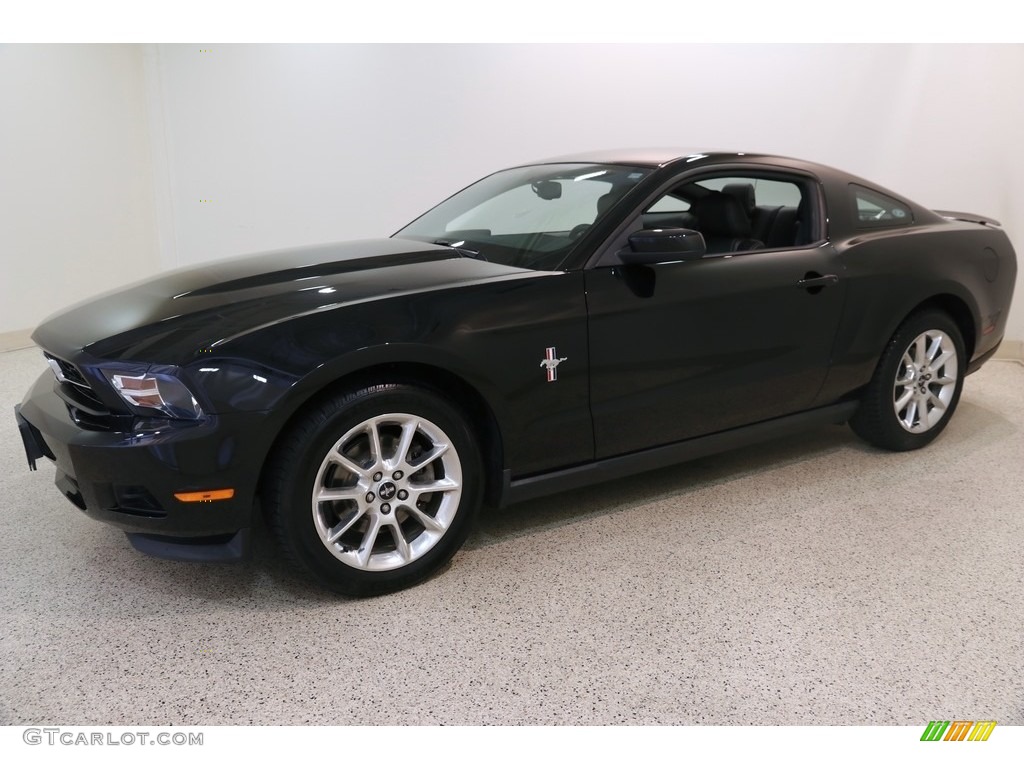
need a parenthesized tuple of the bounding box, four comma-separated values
(916, 393, 932, 427)
(914, 336, 928, 366)
(391, 417, 419, 469)
(926, 391, 946, 412)
(317, 486, 363, 503)
(356, 514, 383, 567)
(411, 476, 461, 494)
(366, 421, 384, 469)
(904, 399, 918, 428)
(930, 349, 954, 372)
(933, 374, 956, 386)
(328, 449, 369, 479)
(326, 508, 367, 543)
(412, 441, 450, 468)
(925, 334, 944, 364)
(406, 505, 446, 533)
(389, 520, 412, 562)
(894, 387, 914, 411)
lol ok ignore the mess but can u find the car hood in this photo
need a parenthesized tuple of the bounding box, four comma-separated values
(32, 238, 533, 361)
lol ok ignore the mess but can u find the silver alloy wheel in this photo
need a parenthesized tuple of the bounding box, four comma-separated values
(311, 413, 463, 571)
(892, 329, 959, 434)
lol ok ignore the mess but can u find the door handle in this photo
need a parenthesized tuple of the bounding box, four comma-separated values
(797, 273, 839, 291)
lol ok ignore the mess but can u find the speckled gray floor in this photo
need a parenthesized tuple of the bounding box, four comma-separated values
(1, 345, 1022, 725)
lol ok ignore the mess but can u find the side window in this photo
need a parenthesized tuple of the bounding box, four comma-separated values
(646, 195, 690, 213)
(639, 174, 818, 256)
(851, 184, 913, 228)
(699, 177, 802, 207)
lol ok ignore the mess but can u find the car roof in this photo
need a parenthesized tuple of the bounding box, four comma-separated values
(530, 148, 791, 169)
(525, 149, 884, 192)
(512, 150, 936, 221)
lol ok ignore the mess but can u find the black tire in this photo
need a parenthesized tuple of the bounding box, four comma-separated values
(264, 383, 482, 596)
(850, 310, 966, 451)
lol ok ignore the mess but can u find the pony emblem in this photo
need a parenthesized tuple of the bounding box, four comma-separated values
(540, 347, 567, 382)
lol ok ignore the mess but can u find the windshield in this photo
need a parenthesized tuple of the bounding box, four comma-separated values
(395, 163, 651, 270)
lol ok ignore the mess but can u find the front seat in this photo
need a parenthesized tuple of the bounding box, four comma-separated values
(690, 191, 764, 254)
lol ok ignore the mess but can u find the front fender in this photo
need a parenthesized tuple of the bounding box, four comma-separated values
(186, 270, 593, 481)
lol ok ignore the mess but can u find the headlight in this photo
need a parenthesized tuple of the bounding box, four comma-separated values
(102, 368, 203, 420)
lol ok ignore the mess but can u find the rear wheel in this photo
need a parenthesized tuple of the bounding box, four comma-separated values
(850, 310, 965, 451)
(265, 384, 482, 595)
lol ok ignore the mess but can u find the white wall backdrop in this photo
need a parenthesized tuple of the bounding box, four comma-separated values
(0, 44, 159, 337)
(3, 43, 1023, 340)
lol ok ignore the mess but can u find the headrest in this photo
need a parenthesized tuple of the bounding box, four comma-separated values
(596, 191, 618, 216)
(692, 192, 752, 237)
(721, 183, 756, 216)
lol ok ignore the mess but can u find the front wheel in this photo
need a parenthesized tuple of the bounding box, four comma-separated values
(264, 384, 482, 596)
(850, 310, 966, 451)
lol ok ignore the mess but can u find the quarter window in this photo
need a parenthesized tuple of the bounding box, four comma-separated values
(851, 184, 913, 228)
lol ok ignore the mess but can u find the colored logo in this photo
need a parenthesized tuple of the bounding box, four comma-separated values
(920, 721, 996, 742)
(539, 347, 567, 382)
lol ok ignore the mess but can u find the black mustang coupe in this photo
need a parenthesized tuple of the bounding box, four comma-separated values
(15, 150, 1017, 595)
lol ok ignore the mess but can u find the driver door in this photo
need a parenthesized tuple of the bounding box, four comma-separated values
(585, 173, 847, 458)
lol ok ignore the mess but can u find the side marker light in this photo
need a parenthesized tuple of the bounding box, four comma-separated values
(174, 489, 235, 503)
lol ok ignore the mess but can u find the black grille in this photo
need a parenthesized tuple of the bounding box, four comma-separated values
(43, 352, 126, 429)
(58, 381, 108, 414)
(45, 353, 89, 387)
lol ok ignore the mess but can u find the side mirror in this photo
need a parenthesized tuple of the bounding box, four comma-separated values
(621, 228, 706, 265)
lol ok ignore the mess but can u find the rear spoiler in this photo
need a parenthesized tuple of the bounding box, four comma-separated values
(935, 210, 1001, 227)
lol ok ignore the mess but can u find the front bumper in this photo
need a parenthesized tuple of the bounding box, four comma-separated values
(16, 371, 268, 558)
(15, 404, 51, 471)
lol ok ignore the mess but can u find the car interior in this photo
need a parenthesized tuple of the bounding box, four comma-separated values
(641, 177, 816, 255)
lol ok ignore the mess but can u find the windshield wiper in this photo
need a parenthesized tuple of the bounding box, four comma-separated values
(432, 239, 486, 261)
